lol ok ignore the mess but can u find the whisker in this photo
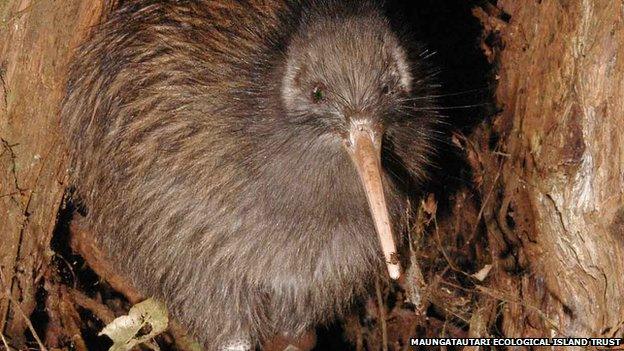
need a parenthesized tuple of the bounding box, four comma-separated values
(400, 86, 495, 101)
(396, 102, 491, 111)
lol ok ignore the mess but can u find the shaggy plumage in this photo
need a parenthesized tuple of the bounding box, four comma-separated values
(61, 0, 439, 348)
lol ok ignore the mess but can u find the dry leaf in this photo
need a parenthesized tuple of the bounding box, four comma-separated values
(100, 298, 169, 351)
(471, 264, 493, 282)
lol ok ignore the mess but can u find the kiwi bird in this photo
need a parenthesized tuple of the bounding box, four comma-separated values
(61, 0, 438, 349)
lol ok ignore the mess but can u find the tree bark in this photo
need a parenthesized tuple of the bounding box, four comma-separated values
(477, 0, 624, 341)
(0, 0, 105, 345)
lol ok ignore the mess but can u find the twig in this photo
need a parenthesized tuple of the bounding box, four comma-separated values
(0, 331, 12, 351)
(468, 163, 502, 246)
(375, 279, 388, 351)
(433, 217, 463, 274)
(0, 268, 48, 351)
(68, 289, 115, 324)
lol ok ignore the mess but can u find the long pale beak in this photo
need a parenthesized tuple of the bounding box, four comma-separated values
(345, 123, 401, 280)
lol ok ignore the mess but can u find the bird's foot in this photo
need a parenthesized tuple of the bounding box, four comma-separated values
(219, 335, 253, 351)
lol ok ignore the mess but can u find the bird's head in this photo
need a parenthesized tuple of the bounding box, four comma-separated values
(278, 1, 436, 279)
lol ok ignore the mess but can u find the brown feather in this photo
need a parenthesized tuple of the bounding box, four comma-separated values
(61, 0, 439, 348)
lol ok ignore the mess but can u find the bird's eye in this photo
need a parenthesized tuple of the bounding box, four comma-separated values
(382, 85, 392, 95)
(311, 85, 325, 103)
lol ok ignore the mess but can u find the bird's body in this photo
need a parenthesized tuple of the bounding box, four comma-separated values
(62, 0, 437, 349)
